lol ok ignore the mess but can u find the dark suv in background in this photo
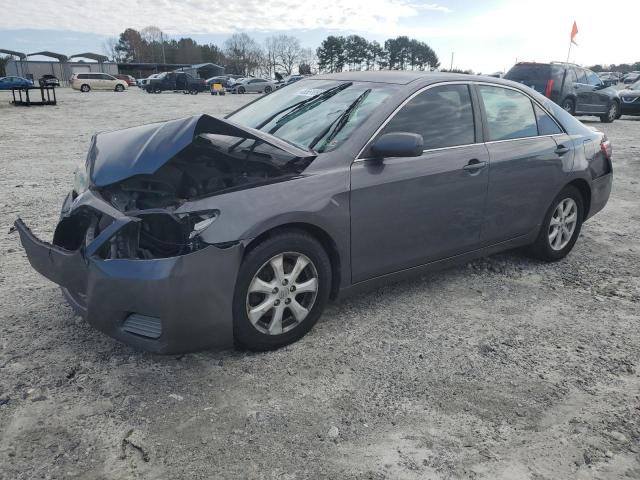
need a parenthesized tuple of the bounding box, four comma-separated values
(145, 72, 207, 94)
(505, 62, 620, 123)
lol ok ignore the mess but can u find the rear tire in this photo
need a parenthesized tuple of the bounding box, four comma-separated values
(600, 102, 618, 123)
(80, 84, 90, 93)
(233, 231, 331, 351)
(529, 186, 584, 261)
(561, 98, 575, 115)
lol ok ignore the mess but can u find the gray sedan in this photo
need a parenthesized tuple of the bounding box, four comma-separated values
(14, 71, 613, 353)
(229, 77, 275, 94)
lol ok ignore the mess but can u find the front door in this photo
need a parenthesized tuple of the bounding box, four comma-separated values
(350, 83, 489, 283)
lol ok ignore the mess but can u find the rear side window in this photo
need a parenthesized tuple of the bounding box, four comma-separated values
(534, 105, 562, 135)
(586, 71, 601, 86)
(77, 74, 88, 79)
(479, 85, 538, 141)
(505, 64, 551, 81)
(380, 84, 475, 150)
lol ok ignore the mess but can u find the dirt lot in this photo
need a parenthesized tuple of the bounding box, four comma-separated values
(0, 87, 639, 480)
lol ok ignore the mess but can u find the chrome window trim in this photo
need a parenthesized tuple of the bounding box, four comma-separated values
(474, 81, 566, 136)
(354, 80, 566, 162)
(355, 134, 565, 163)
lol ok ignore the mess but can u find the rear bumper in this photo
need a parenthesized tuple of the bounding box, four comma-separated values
(586, 173, 613, 221)
(14, 216, 243, 354)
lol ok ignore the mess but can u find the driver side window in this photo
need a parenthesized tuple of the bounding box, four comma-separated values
(379, 84, 476, 151)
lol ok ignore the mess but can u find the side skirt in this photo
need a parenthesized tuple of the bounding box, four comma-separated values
(337, 231, 536, 299)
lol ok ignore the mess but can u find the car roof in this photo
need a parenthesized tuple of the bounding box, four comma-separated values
(311, 70, 522, 86)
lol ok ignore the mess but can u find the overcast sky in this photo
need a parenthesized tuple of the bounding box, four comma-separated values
(0, 0, 637, 73)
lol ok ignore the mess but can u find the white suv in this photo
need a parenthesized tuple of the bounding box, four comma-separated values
(71, 73, 128, 92)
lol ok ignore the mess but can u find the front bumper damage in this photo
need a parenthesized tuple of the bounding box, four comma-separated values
(14, 191, 244, 354)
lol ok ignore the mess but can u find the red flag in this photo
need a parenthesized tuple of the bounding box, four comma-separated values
(570, 21, 578, 45)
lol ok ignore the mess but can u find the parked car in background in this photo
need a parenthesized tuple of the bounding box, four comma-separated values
(0, 76, 34, 89)
(622, 72, 640, 84)
(281, 74, 306, 87)
(38, 74, 60, 87)
(145, 72, 207, 94)
(505, 62, 621, 123)
(228, 77, 275, 94)
(115, 74, 136, 86)
(597, 72, 619, 86)
(618, 79, 640, 117)
(15, 72, 612, 353)
(137, 74, 160, 88)
(71, 73, 128, 92)
(206, 76, 235, 88)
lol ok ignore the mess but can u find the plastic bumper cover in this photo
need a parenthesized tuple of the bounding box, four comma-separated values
(14, 218, 242, 353)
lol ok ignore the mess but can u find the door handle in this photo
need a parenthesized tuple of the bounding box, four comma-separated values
(554, 145, 570, 156)
(463, 159, 487, 172)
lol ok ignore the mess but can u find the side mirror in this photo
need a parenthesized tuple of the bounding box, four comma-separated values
(370, 132, 424, 159)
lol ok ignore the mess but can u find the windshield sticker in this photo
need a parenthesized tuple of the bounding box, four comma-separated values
(295, 88, 326, 97)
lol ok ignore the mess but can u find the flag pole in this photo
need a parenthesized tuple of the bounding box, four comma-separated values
(566, 41, 572, 63)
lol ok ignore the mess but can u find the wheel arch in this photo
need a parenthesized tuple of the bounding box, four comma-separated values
(567, 178, 591, 220)
(243, 222, 341, 299)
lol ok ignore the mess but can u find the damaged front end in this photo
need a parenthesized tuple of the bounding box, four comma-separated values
(14, 114, 316, 353)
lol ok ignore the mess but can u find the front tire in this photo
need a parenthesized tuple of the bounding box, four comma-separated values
(115, 84, 124, 92)
(530, 186, 583, 261)
(233, 231, 332, 351)
(237, 86, 246, 94)
(80, 84, 90, 93)
(600, 102, 619, 123)
(264, 86, 273, 93)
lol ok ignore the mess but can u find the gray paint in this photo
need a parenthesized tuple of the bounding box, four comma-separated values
(15, 72, 613, 353)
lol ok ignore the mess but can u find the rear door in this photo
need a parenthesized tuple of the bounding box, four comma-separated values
(573, 68, 596, 113)
(585, 70, 609, 114)
(350, 83, 489, 282)
(101, 74, 117, 90)
(477, 84, 570, 244)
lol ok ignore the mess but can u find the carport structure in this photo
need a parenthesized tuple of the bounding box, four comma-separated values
(0, 49, 27, 77)
(21, 51, 72, 85)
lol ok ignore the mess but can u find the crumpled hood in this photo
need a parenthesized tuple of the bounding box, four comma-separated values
(88, 114, 315, 187)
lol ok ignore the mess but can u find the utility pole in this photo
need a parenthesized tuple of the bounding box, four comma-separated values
(450, 52, 454, 71)
(161, 32, 166, 64)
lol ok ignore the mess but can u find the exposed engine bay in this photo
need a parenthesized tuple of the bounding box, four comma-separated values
(53, 119, 316, 260)
(99, 134, 304, 211)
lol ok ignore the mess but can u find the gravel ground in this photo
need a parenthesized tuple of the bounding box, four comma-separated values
(0, 87, 639, 480)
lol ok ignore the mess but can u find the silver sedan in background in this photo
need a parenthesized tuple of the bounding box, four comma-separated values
(229, 77, 275, 94)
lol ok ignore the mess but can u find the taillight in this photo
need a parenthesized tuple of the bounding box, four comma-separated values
(601, 136, 612, 160)
(545, 79, 554, 98)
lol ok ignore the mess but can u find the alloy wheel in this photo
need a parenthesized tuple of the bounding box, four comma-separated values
(548, 198, 578, 251)
(246, 252, 319, 335)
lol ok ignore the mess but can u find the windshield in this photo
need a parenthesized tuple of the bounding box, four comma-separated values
(227, 80, 397, 153)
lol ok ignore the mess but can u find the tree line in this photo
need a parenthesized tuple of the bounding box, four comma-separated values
(105, 27, 316, 77)
(104, 27, 440, 78)
(316, 35, 439, 72)
(588, 62, 640, 74)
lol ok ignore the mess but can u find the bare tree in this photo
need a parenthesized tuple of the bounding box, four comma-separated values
(298, 48, 319, 74)
(224, 33, 263, 76)
(141, 26, 165, 63)
(264, 34, 303, 77)
(103, 37, 119, 62)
